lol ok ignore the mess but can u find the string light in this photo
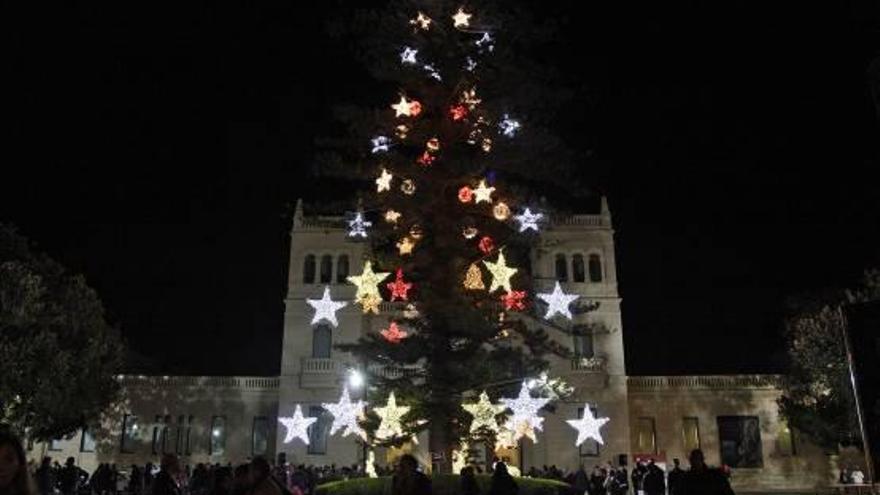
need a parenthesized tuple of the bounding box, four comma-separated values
(513, 208, 543, 232)
(410, 12, 432, 30)
(374, 392, 410, 440)
(452, 7, 472, 28)
(475, 32, 495, 52)
(461, 88, 481, 109)
(500, 382, 551, 443)
(391, 96, 422, 117)
(371, 136, 391, 153)
(347, 261, 390, 311)
(500, 290, 527, 311)
(396, 236, 415, 256)
(499, 115, 521, 137)
(462, 391, 505, 434)
(426, 138, 440, 151)
(400, 46, 418, 65)
(450, 104, 468, 121)
(385, 210, 402, 224)
(423, 64, 442, 81)
(395, 125, 409, 139)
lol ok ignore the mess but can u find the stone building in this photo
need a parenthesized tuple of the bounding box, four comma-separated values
(29, 199, 833, 492)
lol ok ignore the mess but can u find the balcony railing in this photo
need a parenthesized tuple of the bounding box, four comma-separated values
(570, 356, 607, 373)
(301, 358, 341, 374)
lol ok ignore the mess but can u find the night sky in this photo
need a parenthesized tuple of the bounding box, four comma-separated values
(5, 2, 879, 376)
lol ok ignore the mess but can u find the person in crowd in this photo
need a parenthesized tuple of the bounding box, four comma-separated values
(572, 465, 588, 495)
(151, 455, 181, 495)
(588, 465, 606, 495)
(207, 467, 232, 495)
(631, 460, 647, 495)
(680, 449, 735, 495)
(391, 455, 431, 495)
(247, 457, 286, 495)
(34, 458, 53, 495)
(642, 460, 665, 495)
(230, 465, 250, 495)
(0, 430, 35, 495)
(460, 466, 480, 495)
(667, 458, 684, 495)
(143, 463, 155, 495)
(57, 458, 87, 495)
(487, 461, 517, 495)
(128, 465, 143, 495)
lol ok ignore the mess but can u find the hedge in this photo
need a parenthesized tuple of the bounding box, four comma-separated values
(315, 474, 575, 495)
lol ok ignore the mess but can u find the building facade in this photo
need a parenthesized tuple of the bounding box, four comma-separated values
(27, 199, 836, 492)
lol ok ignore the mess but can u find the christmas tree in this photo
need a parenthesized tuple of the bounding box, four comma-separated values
(311, 0, 597, 472)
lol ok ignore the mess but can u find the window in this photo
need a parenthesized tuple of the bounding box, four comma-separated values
(572, 326, 594, 358)
(152, 415, 164, 455)
(176, 415, 190, 455)
(210, 416, 227, 456)
(578, 406, 601, 457)
(555, 254, 568, 281)
(776, 421, 797, 456)
(635, 417, 657, 454)
(320, 255, 333, 283)
(161, 415, 172, 453)
(336, 255, 350, 283)
(80, 427, 96, 453)
(303, 255, 316, 284)
(572, 254, 586, 282)
(121, 414, 139, 453)
(588, 254, 603, 282)
(682, 417, 701, 452)
(717, 416, 763, 468)
(312, 325, 332, 359)
(252, 417, 270, 456)
(307, 406, 331, 455)
(49, 438, 64, 451)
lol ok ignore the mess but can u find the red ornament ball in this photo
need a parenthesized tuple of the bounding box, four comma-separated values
(478, 236, 495, 254)
(458, 186, 474, 203)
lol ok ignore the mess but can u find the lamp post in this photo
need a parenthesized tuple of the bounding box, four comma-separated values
(837, 305, 876, 486)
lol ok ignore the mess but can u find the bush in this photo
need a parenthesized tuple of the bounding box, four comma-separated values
(315, 474, 574, 495)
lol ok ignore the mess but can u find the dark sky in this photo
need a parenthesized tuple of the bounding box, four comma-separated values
(5, 2, 879, 376)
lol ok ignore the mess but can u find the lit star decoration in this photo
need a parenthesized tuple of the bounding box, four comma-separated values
(322, 388, 367, 441)
(461, 88, 481, 109)
(400, 46, 418, 65)
(475, 32, 495, 52)
(374, 392, 410, 440)
(495, 427, 517, 450)
(385, 210, 402, 224)
(514, 208, 543, 232)
(347, 261, 390, 311)
(380, 321, 408, 344)
(566, 405, 610, 446)
(466, 57, 477, 71)
(463, 391, 505, 434)
(376, 168, 393, 192)
(452, 7, 472, 28)
(410, 11, 432, 30)
(450, 104, 468, 121)
(278, 405, 317, 444)
(386, 268, 413, 301)
(371, 136, 391, 153)
(483, 251, 518, 293)
(537, 281, 580, 320)
(348, 212, 372, 238)
(473, 179, 495, 204)
(306, 286, 348, 327)
(500, 382, 551, 443)
(391, 96, 422, 117)
(463, 263, 485, 290)
(501, 290, 527, 311)
(360, 293, 382, 315)
(396, 236, 415, 256)
(499, 115, 522, 137)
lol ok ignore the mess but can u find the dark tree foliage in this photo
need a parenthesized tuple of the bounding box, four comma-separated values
(778, 269, 880, 450)
(310, 1, 599, 471)
(0, 224, 124, 441)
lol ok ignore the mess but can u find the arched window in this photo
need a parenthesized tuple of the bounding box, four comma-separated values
(572, 254, 586, 283)
(303, 255, 316, 284)
(336, 255, 350, 283)
(319, 255, 333, 284)
(588, 254, 603, 282)
(312, 325, 332, 358)
(555, 254, 568, 281)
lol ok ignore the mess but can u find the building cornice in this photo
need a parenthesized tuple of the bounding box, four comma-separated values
(627, 374, 782, 391)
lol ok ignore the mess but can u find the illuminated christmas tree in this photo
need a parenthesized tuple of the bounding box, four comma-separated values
(312, 0, 596, 472)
